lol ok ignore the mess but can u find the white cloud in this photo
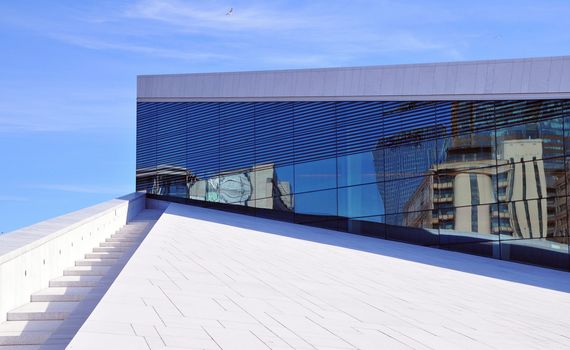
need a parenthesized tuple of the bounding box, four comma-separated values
(8, 0, 467, 70)
(120, 0, 464, 66)
(125, 0, 312, 32)
(51, 33, 229, 61)
(0, 87, 134, 133)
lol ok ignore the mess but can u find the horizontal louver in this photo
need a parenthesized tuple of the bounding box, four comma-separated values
(255, 102, 294, 166)
(294, 102, 337, 163)
(186, 103, 219, 179)
(336, 101, 383, 157)
(219, 103, 255, 172)
(137, 100, 569, 190)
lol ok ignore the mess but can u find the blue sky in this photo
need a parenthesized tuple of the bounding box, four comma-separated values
(1, 0, 569, 232)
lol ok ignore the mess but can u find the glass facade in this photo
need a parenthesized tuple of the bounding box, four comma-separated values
(137, 99, 570, 270)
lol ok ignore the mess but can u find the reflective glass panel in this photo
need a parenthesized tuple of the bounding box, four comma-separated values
(565, 115, 570, 156)
(295, 189, 337, 220)
(217, 170, 253, 205)
(255, 102, 294, 166)
(500, 238, 569, 270)
(438, 203, 499, 244)
(378, 138, 440, 182)
(441, 241, 501, 259)
(436, 130, 496, 171)
(188, 179, 207, 201)
(137, 99, 570, 271)
(338, 183, 384, 218)
(295, 158, 337, 193)
(337, 151, 378, 187)
(434, 166, 498, 207)
(252, 164, 294, 200)
(498, 199, 554, 240)
(345, 216, 386, 238)
(497, 159, 570, 269)
(385, 211, 439, 245)
(497, 117, 565, 162)
(497, 157, 566, 203)
(382, 175, 433, 215)
(255, 196, 295, 222)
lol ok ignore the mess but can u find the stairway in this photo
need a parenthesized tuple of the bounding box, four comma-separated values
(0, 209, 162, 349)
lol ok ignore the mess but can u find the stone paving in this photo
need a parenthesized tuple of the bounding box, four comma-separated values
(69, 203, 570, 350)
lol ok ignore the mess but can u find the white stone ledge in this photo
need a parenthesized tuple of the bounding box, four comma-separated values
(0, 192, 145, 322)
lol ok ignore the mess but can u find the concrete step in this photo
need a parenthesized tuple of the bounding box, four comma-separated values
(49, 276, 101, 288)
(63, 266, 110, 277)
(0, 343, 61, 349)
(75, 259, 117, 267)
(92, 246, 125, 253)
(116, 229, 144, 235)
(0, 320, 63, 333)
(105, 237, 138, 243)
(7, 302, 79, 321)
(112, 231, 142, 237)
(0, 331, 52, 346)
(120, 223, 148, 229)
(0, 321, 62, 346)
(99, 241, 132, 248)
(109, 236, 141, 241)
(116, 229, 145, 235)
(84, 252, 123, 259)
(31, 287, 92, 302)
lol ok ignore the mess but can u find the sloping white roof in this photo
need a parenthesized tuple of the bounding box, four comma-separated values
(69, 203, 570, 349)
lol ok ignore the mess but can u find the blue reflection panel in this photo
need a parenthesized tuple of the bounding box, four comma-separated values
(295, 158, 337, 193)
(137, 100, 570, 271)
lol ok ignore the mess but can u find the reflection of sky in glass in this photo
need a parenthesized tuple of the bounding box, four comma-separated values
(295, 189, 337, 216)
(295, 152, 384, 217)
(295, 158, 337, 193)
(338, 152, 378, 187)
(339, 183, 385, 218)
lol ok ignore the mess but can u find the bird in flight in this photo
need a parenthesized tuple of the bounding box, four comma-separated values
(226, 8, 233, 16)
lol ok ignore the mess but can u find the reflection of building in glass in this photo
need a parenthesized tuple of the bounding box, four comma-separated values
(188, 164, 293, 209)
(496, 113, 566, 238)
(137, 57, 570, 270)
(403, 160, 498, 234)
(136, 165, 197, 198)
(373, 123, 447, 222)
(407, 159, 549, 236)
(251, 165, 293, 210)
(430, 102, 498, 234)
(404, 139, 550, 238)
(208, 172, 253, 204)
(499, 140, 548, 238)
(554, 174, 569, 242)
(402, 101, 554, 240)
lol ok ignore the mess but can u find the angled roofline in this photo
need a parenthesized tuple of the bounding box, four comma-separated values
(137, 55, 570, 102)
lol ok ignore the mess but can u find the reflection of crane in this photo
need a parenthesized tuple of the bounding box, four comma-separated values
(226, 7, 233, 16)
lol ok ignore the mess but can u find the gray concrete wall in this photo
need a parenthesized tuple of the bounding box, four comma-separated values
(138, 56, 570, 102)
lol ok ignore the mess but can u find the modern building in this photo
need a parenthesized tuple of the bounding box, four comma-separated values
(136, 56, 570, 271)
(2, 57, 570, 349)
